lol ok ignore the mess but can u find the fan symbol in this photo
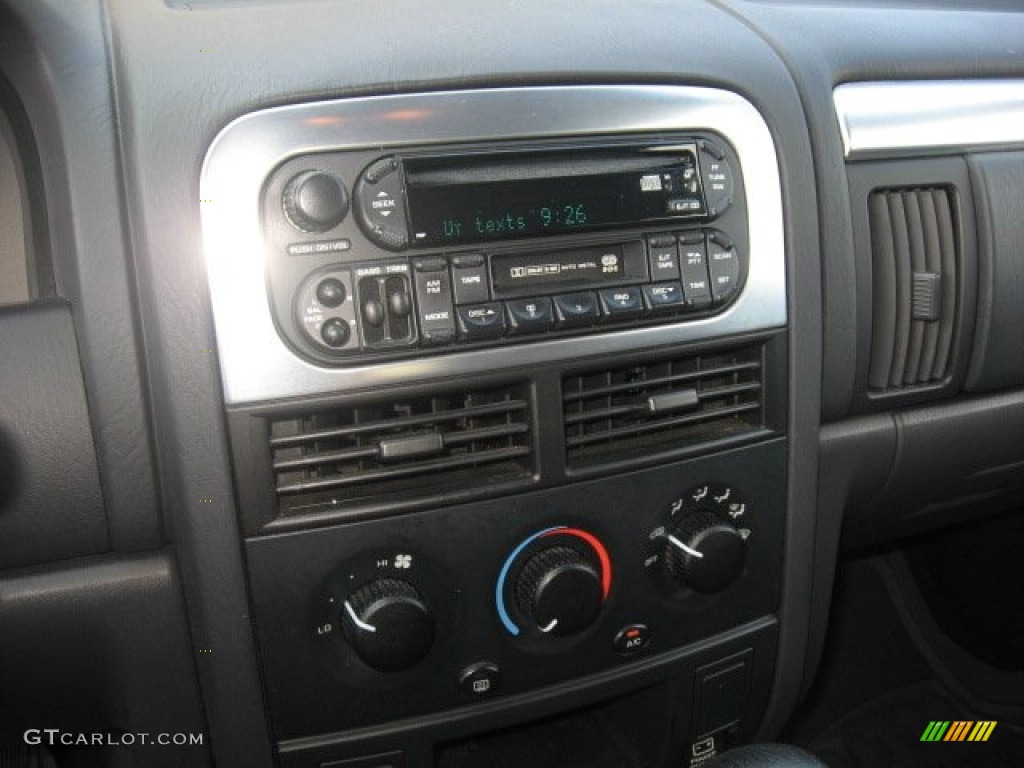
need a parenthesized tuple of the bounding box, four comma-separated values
(394, 554, 413, 569)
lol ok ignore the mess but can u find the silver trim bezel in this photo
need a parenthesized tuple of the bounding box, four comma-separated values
(200, 86, 786, 405)
(834, 80, 1024, 159)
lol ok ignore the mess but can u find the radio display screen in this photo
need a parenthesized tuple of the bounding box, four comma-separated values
(403, 146, 703, 247)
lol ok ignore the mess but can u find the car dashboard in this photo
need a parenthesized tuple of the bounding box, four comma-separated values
(0, 2, 1022, 768)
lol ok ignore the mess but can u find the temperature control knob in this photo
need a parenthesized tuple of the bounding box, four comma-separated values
(515, 546, 603, 637)
(282, 170, 348, 232)
(663, 510, 746, 593)
(341, 578, 435, 672)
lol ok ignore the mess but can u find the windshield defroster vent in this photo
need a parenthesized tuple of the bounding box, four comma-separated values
(563, 346, 766, 469)
(270, 383, 534, 517)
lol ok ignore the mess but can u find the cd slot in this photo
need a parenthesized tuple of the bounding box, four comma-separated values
(402, 144, 704, 249)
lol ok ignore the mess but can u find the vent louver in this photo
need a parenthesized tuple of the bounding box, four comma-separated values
(271, 384, 533, 516)
(868, 187, 958, 392)
(563, 346, 766, 468)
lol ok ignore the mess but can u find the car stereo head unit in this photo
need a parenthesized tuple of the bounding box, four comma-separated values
(261, 134, 747, 366)
(364, 143, 709, 250)
(200, 86, 785, 402)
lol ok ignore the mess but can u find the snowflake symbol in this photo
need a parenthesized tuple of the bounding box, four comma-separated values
(394, 554, 413, 569)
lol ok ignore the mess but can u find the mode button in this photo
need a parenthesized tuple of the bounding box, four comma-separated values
(413, 268, 456, 345)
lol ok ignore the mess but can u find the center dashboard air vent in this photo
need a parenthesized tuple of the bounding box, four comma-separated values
(269, 383, 534, 518)
(562, 345, 768, 469)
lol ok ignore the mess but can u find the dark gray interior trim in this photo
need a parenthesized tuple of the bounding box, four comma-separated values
(0, 551, 212, 768)
(0, 300, 107, 569)
(965, 151, 1024, 392)
(0, 0, 162, 552)
(809, 415, 897, 691)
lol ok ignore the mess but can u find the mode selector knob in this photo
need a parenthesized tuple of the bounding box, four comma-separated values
(664, 510, 746, 593)
(515, 546, 603, 637)
(341, 578, 435, 672)
(282, 170, 349, 233)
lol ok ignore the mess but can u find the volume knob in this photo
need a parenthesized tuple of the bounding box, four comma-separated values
(282, 170, 348, 233)
(341, 579, 435, 672)
(663, 511, 746, 593)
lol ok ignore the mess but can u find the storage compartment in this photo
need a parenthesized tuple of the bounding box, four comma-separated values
(836, 391, 1024, 548)
(965, 151, 1024, 392)
(274, 620, 777, 767)
(435, 684, 678, 768)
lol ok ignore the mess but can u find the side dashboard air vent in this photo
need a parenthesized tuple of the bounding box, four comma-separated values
(270, 384, 534, 516)
(867, 187, 959, 392)
(563, 346, 766, 469)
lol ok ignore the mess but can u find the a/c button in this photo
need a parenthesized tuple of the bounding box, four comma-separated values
(614, 624, 651, 655)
